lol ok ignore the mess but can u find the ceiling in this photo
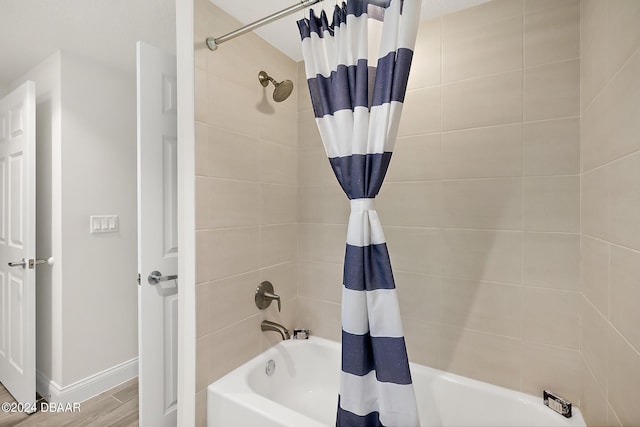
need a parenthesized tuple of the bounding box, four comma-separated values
(207, 0, 491, 61)
(0, 0, 175, 88)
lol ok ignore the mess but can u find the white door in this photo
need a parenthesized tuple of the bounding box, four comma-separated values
(137, 42, 178, 427)
(0, 81, 36, 407)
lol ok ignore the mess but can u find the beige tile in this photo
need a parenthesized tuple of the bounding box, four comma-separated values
(525, 59, 580, 121)
(523, 287, 580, 349)
(606, 48, 640, 163)
(260, 224, 297, 268)
(608, 404, 624, 427)
(196, 388, 207, 427)
(385, 227, 441, 276)
(298, 147, 336, 187)
(521, 342, 581, 404)
(608, 326, 640, 426)
(441, 229, 522, 284)
(209, 227, 259, 280)
(297, 109, 322, 150)
(581, 236, 610, 317)
(297, 61, 312, 110)
(208, 77, 262, 137)
(195, 67, 208, 124)
(581, 91, 608, 172)
(440, 278, 521, 338)
(442, 70, 522, 131)
(524, 118, 580, 176)
(403, 317, 440, 368)
(442, 124, 523, 179)
(607, 152, 640, 250)
(395, 272, 440, 324)
(260, 140, 297, 184)
(193, 0, 214, 40)
(398, 86, 441, 136)
(442, 15, 522, 82)
(209, 316, 261, 382)
(297, 185, 349, 224)
(581, 297, 609, 388)
(524, 0, 566, 14)
(206, 29, 268, 92)
(408, 19, 441, 90)
(195, 177, 210, 230)
(209, 179, 259, 228)
(440, 325, 521, 390)
(260, 106, 297, 148)
(442, 0, 523, 37)
(196, 283, 210, 339)
(259, 261, 296, 303)
(524, 176, 580, 232)
(377, 181, 441, 227)
(580, 359, 609, 427)
(196, 336, 209, 392)
(260, 184, 297, 225)
(297, 260, 343, 304)
(209, 271, 260, 333)
(582, 167, 608, 240)
(580, 0, 608, 110)
(195, 122, 209, 177)
(523, 232, 580, 291)
(442, 178, 522, 230)
(297, 297, 342, 342)
(208, 128, 260, 181)
(610, 245, 640, 353)
(524, 0, 579, 68)
(196, 230, 211, 284)
(298, 223, 347, 264)
(606, 0, 640, 80)
(386, 133, 441, 182)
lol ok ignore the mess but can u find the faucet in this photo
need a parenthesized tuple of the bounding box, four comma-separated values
(261, 320, 290, 340)
(255, 281, 282, 312)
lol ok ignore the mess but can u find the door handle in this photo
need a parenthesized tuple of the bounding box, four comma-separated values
(147, 270, 178, 285)
(7, 257, 54, 269)
(8, 258, 27, 268)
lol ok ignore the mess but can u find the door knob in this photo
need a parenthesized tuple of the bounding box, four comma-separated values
(147, 270, 178, 285)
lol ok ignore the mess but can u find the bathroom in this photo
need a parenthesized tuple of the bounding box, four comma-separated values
(0, 0, 638, 426)
(193, 0, 639, 426)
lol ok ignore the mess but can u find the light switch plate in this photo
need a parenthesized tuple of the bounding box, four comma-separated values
(90, 215, 119, 234)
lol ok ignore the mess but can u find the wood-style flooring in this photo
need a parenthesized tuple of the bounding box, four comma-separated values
(0, 379, 138, 427)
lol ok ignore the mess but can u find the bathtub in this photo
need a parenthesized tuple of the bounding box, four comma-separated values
(207, 336, 586, 427)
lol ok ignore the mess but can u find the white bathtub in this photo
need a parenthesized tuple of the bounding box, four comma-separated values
(207, 336, 586, 427)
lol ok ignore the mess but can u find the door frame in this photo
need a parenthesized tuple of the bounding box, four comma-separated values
(175, 0, 196, 424)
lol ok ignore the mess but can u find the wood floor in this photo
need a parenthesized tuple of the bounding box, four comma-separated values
(0, 379, 138, 427)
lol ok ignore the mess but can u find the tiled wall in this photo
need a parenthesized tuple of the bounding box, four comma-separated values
(195, 0, 640, 425)
(579, 1, 640, 426)
(193, 0, 299, 423)
(297, 0, 583, 404)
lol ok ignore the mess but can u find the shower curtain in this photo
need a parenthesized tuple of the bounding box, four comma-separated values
(297, 0, 421, 425)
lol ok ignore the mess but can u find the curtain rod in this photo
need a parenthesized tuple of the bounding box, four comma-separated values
(206, 0, 324, 51)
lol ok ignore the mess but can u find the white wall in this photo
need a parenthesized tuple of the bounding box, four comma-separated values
(59, 52, 138, 387)
(11, 51, 138, 398)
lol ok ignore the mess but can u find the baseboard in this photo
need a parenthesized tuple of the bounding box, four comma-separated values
(36, 357, 138, 404)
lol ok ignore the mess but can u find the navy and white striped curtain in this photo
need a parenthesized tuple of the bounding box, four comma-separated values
(298, 1, 421, 425)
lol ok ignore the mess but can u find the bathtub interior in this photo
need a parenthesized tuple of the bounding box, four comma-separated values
(208, 337, 586, 427)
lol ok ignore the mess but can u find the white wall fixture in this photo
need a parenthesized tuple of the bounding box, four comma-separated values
(89, 215, 120, 234)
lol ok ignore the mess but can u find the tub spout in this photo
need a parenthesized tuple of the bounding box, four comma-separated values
(261, 320, 290, 340)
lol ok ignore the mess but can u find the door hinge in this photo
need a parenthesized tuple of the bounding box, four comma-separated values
(137, 273, 141, 286)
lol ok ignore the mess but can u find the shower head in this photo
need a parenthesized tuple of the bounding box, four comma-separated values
(258, 71, 294, 102)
